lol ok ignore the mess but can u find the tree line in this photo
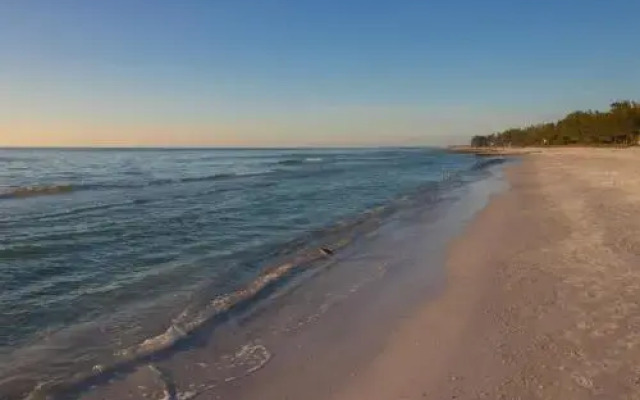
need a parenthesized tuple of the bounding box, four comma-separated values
(471, 100, 640, 147)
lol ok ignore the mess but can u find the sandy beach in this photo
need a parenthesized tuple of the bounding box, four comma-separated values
(333, 148, 640, 400)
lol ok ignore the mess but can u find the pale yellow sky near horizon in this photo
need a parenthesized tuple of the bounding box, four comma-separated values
(0, 105, 553, 148)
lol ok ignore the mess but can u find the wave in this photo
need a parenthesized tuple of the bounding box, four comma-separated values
(117, 226, 359, 361)
(144, 173, 250, 187)
(0, 174, 247, 202)
(178, 173, 238, 183)
(276, 157, 324, 166)
(0, 184, 74, 199)
(24, 246, 337, 399)
(117, 261, 300, 359)
(0, 182, 142, 200)
(0, 155, 37, 163)
(470, 157, 507, 170)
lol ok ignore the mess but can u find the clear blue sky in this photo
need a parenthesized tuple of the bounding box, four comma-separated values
(1, 0, 639, 146)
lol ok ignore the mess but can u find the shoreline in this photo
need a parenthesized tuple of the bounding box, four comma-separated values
(331, 158, 531, 400)
(333, 147, 640, 399)
(447, 145, 639, 156)
(0, 149, 486, 400)
(40, 156, 507, 400)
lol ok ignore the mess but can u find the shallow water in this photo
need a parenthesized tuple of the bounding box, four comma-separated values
(0, 148, 499, 398)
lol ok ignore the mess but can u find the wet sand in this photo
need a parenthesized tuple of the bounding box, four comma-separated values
(333, 148, 640, 400)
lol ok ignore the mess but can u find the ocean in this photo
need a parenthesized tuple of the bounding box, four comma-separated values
(0, 148, 505, 399)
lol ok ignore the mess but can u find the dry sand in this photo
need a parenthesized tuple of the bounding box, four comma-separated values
(333, 148, 640, 400)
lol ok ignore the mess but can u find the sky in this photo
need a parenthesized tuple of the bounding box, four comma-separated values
(1, 0, 639, 147)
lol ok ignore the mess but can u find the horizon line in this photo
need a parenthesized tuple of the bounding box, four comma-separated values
(0, 145, 446, 150)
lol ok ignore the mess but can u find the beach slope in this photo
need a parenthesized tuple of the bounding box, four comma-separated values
(333, 148, 640, 400)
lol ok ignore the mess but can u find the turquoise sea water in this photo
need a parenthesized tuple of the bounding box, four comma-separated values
(0, 148, 492, 398)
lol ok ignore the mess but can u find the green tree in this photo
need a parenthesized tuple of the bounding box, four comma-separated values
(469, 100, 640, 147)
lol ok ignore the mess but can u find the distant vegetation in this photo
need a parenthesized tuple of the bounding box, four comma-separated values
(471, 100, 640, 147)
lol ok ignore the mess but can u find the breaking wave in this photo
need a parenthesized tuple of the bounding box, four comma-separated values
(276, 157, 324, 166)
(178, 173, 238, 183)
(470, 157, 508, 170)
(0, 184, 74, 199)
(25, 246, 340, 399)
(0, 174, 247, 201)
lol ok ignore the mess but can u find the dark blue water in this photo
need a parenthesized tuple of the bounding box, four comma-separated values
(0, 148, 481, 397)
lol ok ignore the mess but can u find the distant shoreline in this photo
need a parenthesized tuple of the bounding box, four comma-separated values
(448, 144, 639, 156)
